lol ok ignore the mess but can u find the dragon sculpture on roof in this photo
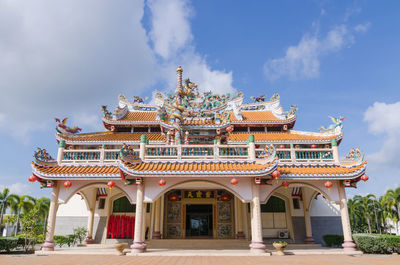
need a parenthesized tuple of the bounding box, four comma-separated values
(319, 116, 345, 133)
(55, 118, 82, 134)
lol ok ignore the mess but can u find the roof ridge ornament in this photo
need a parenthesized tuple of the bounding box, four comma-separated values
(341, 147, 364, 166)
(33, 148, 57, 167)
(319, 116, 346, 134)
(119, 143, 141, 164)
(55, 117, 82, 134)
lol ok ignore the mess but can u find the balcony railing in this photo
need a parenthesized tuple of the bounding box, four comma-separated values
(60, 145, 336, 164)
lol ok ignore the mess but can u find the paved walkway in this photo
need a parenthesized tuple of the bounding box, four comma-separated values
(1, 254, 400, 265)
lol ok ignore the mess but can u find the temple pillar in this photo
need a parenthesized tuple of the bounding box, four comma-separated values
(249, 182, 265, 253)
(56, 140, 65, 164)
(248, 135, 256, 160)
(139, 135, 146, 160)
(84, 188, 97, 244)
(131, 183, 146, 253)
(302, 188, 314, 244)
(235, 197, 245, 239)
(152, 198, 161, 239)
(42, 183, 60, 251)
(331, 139, 340, 163)
(338, 183, 356, 251)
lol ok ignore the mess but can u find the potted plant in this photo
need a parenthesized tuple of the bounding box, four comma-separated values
(273, 241, 288, 256)
(114, 242, 128, 256)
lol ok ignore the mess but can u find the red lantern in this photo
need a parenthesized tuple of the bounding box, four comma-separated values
(28, 175, 37, 183)
(221, 194, 231, 201)
(282, 181, 290, 190)
(361, 175, 369, 182)
(272, 170, 280, 180)
(107, 181, 116, 190)
(279, 145, 286, 149)
(158, 179, 166, 187)
(64, 181, 72, 192)
(311, 144, 317, 149)
(230, 178, 238, 186)
(324, 181, 333, 190)
(168, 194, 178, 201)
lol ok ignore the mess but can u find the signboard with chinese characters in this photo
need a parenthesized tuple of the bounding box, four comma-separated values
(183, 190, 215, 199)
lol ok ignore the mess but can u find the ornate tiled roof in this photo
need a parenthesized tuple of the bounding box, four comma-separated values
(278, 161, 367, 180)
(228, 131, 342, 144)
(103, 111, 158, 124)
(229, 111, 296, 124)
(32, 163, 120, 179)
(56, 132, 165, 144)
(31, 160, 365, 180)
(118, 159, 278, 177)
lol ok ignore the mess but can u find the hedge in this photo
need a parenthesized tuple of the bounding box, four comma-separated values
(353, 233, 400, 254)
(0, 237, 24, 252)
(323, 234, 344, 247)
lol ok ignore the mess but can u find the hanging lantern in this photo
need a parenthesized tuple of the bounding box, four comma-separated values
(64, 181, 72, 192)
(272, 170, 280, 180)
(279, 144, 286, 149)
(158, 179, 166, 187)
(230, 178, 238, 186)
(324, 181, 333, 190)
(168, 194, 179, 201)
(28, 175, 37, 183)
(361, 175, 369, 182)
(220, 193, 231, 201)
(311, 144, 317, 149)
(107, 181, 116, 190)
(282, 181, 290, 190)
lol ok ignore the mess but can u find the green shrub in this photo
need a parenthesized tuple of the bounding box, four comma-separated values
(353, 233, 400, 254)
(0, 237, 19, 252)
(54, 234, 77, 248)
(323, 234, 344, 247)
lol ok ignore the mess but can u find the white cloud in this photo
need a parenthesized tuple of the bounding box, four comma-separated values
(148, 0, 236, 94)
(0, 0, 236, 139)
(264, 23, 367, 81)
(354, 22, 371, 33)
(0, 0, 156, 136)
(0, 182, 31, 195)
(364, 102, 400, 168)
(148, 0, 193, 59)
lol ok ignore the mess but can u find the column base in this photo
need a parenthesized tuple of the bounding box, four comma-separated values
(83, 236, 94, 244)
(236, 231, 245, 239)
(130, 242, 147, 253)
(152, 231, 161, 239)
(249, 241, 266, 253)
(42, 240, 55, 251)
(342, 240, 357, 251)
(304, 236, 315, 244)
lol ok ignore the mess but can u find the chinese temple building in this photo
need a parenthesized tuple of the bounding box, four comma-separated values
(31, 66, 367, 253)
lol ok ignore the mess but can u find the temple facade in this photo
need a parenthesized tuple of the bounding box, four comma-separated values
(31, 66, 367, 253)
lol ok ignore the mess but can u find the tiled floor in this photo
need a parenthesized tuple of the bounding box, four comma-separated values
(1, 254, 400, 265)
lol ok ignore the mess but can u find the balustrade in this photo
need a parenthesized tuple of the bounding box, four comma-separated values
(60, 145, 335, 164)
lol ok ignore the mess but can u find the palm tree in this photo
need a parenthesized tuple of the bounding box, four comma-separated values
(0, 188, 18, 232)
(10, 195, 35, 236)
(33, 197, 50, 235)
(386, 187, 400, 234)
(353, 194, 376, 233)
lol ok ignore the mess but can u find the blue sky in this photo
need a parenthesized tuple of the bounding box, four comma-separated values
(0, 0, 399, 198)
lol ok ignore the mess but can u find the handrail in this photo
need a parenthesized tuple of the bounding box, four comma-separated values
(60, 145, 336, 164)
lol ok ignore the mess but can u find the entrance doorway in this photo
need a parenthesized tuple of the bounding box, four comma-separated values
(185, 204, 213, 237)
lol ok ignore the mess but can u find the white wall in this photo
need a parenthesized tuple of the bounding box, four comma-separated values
(310, 195, 340, 217)
(57, 194, 88, 217)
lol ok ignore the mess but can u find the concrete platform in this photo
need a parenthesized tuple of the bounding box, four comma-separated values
(35, 239, 362, 256)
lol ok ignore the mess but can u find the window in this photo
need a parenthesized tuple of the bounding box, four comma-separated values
(98, 198, 106, 209)
(292, 198, 300, 209)
(261, 196, 285, 212)
(113, 196, 136, 213)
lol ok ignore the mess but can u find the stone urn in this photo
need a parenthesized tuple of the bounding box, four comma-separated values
(114, 243, 128, 256)
(273, 241, 288, 256)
